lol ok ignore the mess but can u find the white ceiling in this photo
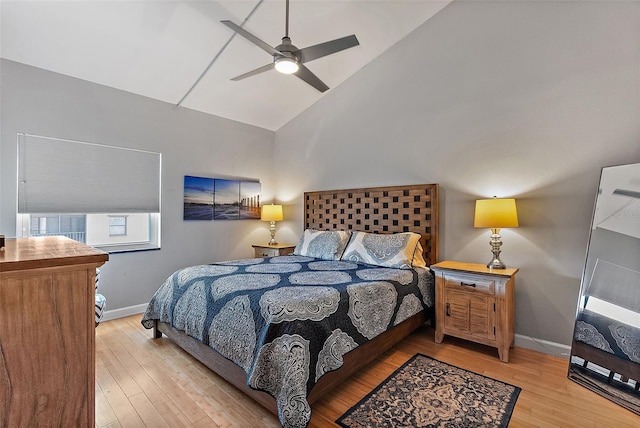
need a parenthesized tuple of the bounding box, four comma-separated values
(1, 1, 450, 131)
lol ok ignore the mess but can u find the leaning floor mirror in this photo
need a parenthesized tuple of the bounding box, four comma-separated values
(569, 162, 640, 414)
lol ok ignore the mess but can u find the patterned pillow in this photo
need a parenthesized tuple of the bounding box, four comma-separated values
(293, 229, 352, 261)
(340, 231, 426, 269)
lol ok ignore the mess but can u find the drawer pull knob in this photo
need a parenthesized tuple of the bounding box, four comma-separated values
(460, 281, 476, 288)
(446, 303, 451, 316)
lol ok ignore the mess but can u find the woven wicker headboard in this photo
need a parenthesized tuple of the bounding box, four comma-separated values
(304, 184, 439, 267)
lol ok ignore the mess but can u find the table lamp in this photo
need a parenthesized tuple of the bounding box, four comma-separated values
(474, 197, 519, 269)
(261, 204, 283, 245)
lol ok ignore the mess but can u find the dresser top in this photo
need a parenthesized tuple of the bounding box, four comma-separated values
(0, 236, 108, 272)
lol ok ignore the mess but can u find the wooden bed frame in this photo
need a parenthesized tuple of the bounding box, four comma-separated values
(571, 339, 640, 387)
(152, 183, 439, 417)
(570, 339, 640, 414)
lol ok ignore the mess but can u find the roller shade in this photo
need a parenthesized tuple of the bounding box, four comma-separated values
(18, 134, 161, 213)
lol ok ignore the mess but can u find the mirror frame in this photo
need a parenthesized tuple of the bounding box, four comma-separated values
(568, 162, 640, 415)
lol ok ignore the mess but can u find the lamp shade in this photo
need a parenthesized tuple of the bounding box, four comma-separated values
(474, 198, 519, 228)
(261, 204, 283, 222)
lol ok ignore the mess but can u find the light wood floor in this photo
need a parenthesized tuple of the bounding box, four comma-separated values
(96, 315, 640, 427)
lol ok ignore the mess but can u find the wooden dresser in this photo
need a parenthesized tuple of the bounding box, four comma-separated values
(0, 236, 108, 426)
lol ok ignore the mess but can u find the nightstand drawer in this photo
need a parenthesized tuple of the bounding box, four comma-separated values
(256, 247, 280, 257)
(252, 244, 295, 258)
(444, 272, 495, 295)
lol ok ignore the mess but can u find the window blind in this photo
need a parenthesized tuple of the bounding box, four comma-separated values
(18, 134, 161, 214)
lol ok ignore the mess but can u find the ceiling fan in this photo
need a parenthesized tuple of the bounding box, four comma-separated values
(221, 0, 359, 93)
(613, 189, 640, 199)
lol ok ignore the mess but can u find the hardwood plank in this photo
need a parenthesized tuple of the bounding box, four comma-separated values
(154, 399, 195, 428)
(99, 349, 143, 398)
(95, 352, 145, 427)
(96, 315, 640, 428)
(99, 422, 123, 428)
(95, 382, 117, 428)
(128, 393, 171, 428)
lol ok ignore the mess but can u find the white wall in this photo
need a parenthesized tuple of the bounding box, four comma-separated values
(0, 59, 276, 311)
(273, 1, 640, 349)
(1, 1, 639, 353)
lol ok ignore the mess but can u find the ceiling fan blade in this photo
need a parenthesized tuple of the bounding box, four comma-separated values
(294, 64, 329, 92)
(297, 35, 359, 63)
(613, 189, 640, 199)
(221, 20, 281, 57)
(231, 63, 274, 81)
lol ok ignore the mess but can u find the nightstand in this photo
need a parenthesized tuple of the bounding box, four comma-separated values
(430, 261, 518, 362)
(252, 243, 296, 258)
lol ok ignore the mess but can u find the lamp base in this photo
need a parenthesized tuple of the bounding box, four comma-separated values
(268, 221, 278, 245)
(487, 228, 507, 269)
(487, 257, 507, 270)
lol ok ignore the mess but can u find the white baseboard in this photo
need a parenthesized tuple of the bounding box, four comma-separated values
(102, 303, 148, 322)
(515, 334, 572, 358)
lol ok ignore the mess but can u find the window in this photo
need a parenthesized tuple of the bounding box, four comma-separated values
(17, 134, 161, 252)
(109, 216, 127, 236)
(30, 214, 87, 243)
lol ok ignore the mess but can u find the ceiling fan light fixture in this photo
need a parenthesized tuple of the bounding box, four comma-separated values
(220, 0, 358, 92)
(274, 56, 299, 74)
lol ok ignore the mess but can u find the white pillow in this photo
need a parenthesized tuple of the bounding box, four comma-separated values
(293, 229, 352, 261)
(340, 231, 426, 269)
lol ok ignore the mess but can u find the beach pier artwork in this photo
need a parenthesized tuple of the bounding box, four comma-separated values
(184, 175, 261, 221)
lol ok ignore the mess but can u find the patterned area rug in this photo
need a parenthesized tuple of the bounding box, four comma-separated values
(337, 354, 521, 428)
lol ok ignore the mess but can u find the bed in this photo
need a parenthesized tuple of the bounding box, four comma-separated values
(572, 309, 640, 386)
(142, 184, 439, 427)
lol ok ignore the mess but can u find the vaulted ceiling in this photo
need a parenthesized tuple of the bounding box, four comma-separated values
(1, 1, 450, 131)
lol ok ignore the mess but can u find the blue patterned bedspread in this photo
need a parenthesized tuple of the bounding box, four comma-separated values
(141, 255, 434, 428)
(575, 309, 640, 364)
